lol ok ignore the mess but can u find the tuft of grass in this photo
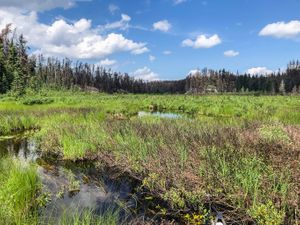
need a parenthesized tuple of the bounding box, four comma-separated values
(46, 208, 120, 225)
(259, 124, 291, 144)
(0, 157, 40, 225)
(22, 97, 54, 105)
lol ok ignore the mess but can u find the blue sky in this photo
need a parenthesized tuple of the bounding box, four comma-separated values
(0, 0, 300, 80)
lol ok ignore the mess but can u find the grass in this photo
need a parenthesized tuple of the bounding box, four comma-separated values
(45, 208, 120, 225)
(0, 91, 299, 224)
(0, 157, 40, 225)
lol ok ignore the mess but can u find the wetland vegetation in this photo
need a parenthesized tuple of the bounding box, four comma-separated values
(0, 91, 299, 224)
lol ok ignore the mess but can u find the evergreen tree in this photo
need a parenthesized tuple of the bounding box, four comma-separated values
(279, 79, 286, 95)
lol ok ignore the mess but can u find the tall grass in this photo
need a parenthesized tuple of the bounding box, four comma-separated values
(0, 157, 40, 225)
(45, 208, 120, 225)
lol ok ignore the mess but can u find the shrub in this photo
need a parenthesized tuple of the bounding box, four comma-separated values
(249, 201, 285, 225)
(22, 97, 54, 105)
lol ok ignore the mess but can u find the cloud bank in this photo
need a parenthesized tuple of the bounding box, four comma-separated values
(0, 9, 149, 59)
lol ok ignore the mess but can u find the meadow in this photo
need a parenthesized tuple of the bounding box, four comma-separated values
(0, 90, 299, 224)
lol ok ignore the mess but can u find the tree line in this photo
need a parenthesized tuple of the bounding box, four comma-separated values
(0, 25, 300, 96)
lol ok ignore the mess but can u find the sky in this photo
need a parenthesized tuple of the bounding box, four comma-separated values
(0, 0, 300, 80)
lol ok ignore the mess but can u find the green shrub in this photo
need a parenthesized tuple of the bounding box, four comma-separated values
(22, 97, 54, 105)
(249, 201, 285, 225)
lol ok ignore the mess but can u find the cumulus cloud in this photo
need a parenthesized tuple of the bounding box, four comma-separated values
(224, 50, 239, 57)
(99, 58, 117, 67)
(182, 34, 221, 48)
(259, 20, 300, 39)
(247, 67, 273, 76)
(0, 9, 149, 59)
(108, 4, 119, 15)
(149, 55, 156, 62)
(173, 0, 187, 5)
(0, 0, 78, 11)
(132, 67, 159, 81)
(153, 20, 172, 32)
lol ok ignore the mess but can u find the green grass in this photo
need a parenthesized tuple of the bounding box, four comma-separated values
(0, 91, 299, 136)
(0, 157, 40, 225)
(45, 208, 120, 225)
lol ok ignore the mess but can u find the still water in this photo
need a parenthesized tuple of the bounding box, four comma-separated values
(138, 111, 183, 119)
(0, 135, 138, 222)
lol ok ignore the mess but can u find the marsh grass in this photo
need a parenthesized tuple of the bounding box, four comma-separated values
(0, 157, 40, 225)
(0, 92, 299, 224)
(48, 208, 120, 225)
(259, 124, 291, 144)
(39, 116, 298, 223)
(0, 114, 38, 135)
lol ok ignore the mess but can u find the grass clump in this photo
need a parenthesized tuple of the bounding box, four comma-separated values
(46, 208, 120, 225)
(0, 114, 38, 135)
(22, 97, 54, 105)
(259, 124, 291, 144)
(0, 157, 40, 225)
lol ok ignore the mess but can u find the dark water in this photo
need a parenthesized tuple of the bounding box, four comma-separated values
(0, 135, 137, 222)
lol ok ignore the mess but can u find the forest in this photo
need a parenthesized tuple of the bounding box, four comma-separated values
(1, 24, 300, 96)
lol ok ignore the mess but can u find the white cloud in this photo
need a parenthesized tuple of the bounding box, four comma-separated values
(149, 55, 156, 62)
(132, 67, 159, 81)
(188, 69, 201, 76)
(247, 67, 273, 76)
(108, 4, 119, 15)
(163, 50, 172, 55)
(131, 47, 149, 55)
(153, 20, 172, 32)
(182, 34, 221, 48)
(173, 0, 187, 5)
(0, 0, 78, 11)
(99, 58, 117, 67)
(102, 14, 131, 31)
(0, 9, 149, 59)
(259, 20, 300, 39)
(224, 50, 239, 57)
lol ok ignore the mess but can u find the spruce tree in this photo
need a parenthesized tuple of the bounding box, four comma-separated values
(279, 79, 286, 95)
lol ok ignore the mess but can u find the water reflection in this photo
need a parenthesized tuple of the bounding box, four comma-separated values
(138, 111, 182, 119)
(0, 136, 37, 160)
(0, 135, 136, 221)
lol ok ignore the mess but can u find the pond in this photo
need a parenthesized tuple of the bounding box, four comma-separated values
(138, 111, 183, 119)
(0, 135, 147, 223)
